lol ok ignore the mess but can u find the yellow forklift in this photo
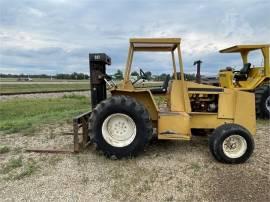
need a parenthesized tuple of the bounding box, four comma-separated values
(88, 38, 255, 163)
(218, 45, 270, 119)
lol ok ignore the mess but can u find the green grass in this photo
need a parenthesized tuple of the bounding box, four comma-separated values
(257, 119, 270, 125)
(1, 157, 39, 180)
(0, 94, 90, 133)
(1, 156, 23, 174)
(153, 95, 167, 106)
(0, 83, 90, 94)
(0, 146, 10, 154)
(190, 162, 201, 172)
(11, 160, 39, 180)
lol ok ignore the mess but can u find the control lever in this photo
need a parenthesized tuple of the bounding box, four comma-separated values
(103, 74, 117, 89)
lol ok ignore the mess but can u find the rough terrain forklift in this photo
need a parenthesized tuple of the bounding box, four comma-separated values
(218, 45, 270, 119)
(88, 38, 255, 164)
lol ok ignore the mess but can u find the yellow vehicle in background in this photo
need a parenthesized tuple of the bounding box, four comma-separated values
(218, 45, 270, 119)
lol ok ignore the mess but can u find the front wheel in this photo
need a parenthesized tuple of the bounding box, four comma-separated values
(209, 124, 254, 164)
(255, 84, 270, 119)
(89, 95, 153, 158)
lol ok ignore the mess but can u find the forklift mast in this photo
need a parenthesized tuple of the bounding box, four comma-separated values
(89, 53, 111, 109)
(194, 60, 202, 84)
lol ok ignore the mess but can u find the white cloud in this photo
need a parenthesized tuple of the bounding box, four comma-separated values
(27, 7, 45, 18)
(0, 0, 269, 75)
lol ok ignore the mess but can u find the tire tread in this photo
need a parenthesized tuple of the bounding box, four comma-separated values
(88, 95, 153, 158)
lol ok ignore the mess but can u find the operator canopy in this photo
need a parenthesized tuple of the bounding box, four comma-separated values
(130, 38, 181, 52)
(219, 44, 270, 53)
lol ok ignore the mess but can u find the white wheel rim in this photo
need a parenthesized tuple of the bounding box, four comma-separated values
(266, 96, 270, 112)
(222, 135, 247, 158)
(101, 113, 136, 147)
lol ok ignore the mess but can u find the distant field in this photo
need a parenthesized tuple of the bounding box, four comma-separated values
(0, 79, 162, 94)
(0, 83, 90, 94)
(0, 77, 89, 82)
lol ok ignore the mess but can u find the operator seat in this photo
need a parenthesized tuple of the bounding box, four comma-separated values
(150, 74, 170, 94)
(234, 63, 251, 81)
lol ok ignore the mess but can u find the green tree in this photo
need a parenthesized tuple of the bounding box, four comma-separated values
(145, 71, 152, 80)
(184, 73, 196, 81)
(157, 73, 168, 81)
(131, 71, 139, 77)
(114, 69, 123, 80)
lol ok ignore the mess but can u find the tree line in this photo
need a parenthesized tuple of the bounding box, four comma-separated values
(1, 70, 196, 81)
(112, 69, 196, 81)
(0, 72, 89, 80)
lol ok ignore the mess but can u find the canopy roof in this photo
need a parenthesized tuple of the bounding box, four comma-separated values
(220, 44, 270, 53)
(130, 38, 181, 52)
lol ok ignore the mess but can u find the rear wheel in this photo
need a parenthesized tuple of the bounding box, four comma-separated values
(255, 84, 270, 119)
(89, 95, 153, 158)
(209, 124, 254, 164)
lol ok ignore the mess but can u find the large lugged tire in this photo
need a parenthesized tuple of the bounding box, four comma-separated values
(209, 124, 254, 164)
(89, 95, 153, 158)
(255, 84, 270, 119)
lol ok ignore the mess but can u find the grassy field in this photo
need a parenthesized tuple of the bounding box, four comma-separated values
(0, 81, 162, 94)
(0, 94, 90, 134)
(0, 78, 89, 82)
(0, 83, 90, 94)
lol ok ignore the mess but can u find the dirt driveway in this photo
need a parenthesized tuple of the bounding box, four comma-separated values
(0, 122, 269, 201)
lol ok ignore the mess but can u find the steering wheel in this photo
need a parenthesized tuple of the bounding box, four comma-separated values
(132, 68, 148, 85)
(139, 68, 148, 80)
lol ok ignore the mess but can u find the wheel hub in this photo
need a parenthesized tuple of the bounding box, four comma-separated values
(102, 113, 136, 147)
(222, 135, 247, 158)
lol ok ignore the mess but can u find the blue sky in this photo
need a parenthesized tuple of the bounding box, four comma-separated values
(0, 0, 269, 75)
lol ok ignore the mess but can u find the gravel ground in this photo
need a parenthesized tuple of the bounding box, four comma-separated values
(0, 122, 269, 201)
